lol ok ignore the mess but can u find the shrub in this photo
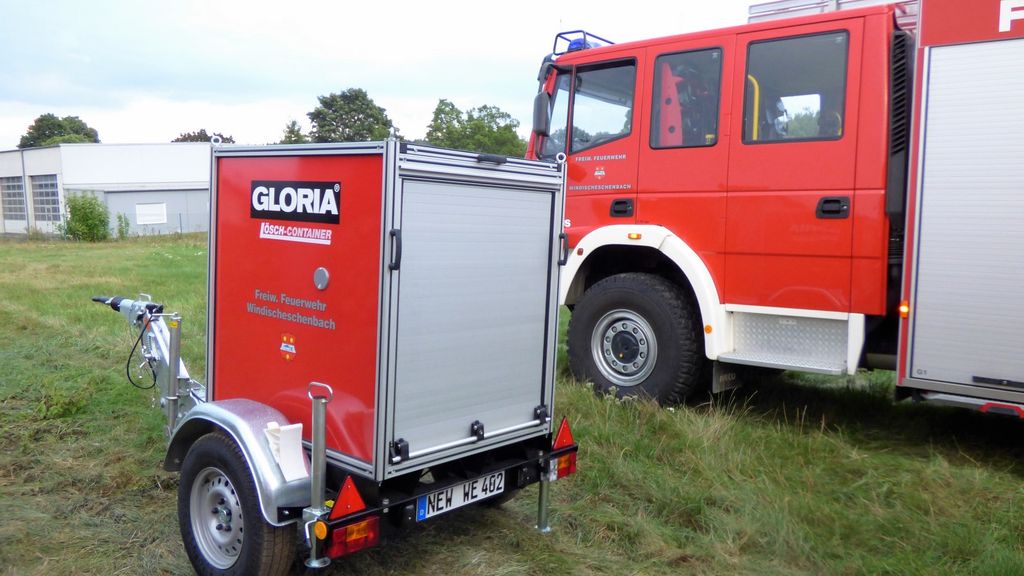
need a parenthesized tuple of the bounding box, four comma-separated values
(61, 193, 110, 241)
(116, 213, 131, 240)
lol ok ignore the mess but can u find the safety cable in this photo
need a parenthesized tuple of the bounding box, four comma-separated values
(126, 317, 157, 390)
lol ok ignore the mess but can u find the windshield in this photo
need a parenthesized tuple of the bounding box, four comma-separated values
(539, 74, 571, 160)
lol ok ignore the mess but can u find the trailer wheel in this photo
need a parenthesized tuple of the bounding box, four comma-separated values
(568, 272, 705, 403)
(178, 432, 295, 576)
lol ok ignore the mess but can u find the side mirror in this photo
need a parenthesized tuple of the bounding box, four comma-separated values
(533, 91, 551, 137)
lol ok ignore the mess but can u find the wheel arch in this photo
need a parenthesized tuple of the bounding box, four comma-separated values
(166, 398, 309, 526)
(561, 225, 728, 359)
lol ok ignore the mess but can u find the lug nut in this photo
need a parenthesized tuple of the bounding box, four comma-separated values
(216, 524, 223, 531)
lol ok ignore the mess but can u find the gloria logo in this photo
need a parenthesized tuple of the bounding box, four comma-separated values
(250, 181, 340, 224)
(1001, 0, 1024, 32)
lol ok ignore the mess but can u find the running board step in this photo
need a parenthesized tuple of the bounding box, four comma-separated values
(718, 352, 844, 374)
(719, 311, 851, 375)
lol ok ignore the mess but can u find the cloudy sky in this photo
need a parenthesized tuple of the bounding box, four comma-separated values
(0, 1, 752, 149)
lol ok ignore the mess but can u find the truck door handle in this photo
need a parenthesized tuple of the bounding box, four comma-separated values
(557, 232, 569, 266)
(816, 196, 850, 219)
(610, 198, 634, 217)
(388, 228, 402, 270)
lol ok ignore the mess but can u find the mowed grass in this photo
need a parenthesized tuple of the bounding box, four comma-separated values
(2, 234, 1023, 575)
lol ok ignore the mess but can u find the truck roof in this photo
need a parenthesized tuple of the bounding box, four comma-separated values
(551, 3, 896, 65)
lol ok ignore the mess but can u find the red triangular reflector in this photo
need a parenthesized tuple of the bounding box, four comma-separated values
(552, 417, 575, 450)
(329, 476, 367, 520)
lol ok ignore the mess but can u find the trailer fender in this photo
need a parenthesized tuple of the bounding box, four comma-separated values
(164, 398, 310, 526)
(560, 225, 728, 359)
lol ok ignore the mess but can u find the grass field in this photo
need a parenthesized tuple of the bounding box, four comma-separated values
(2, 234, 1023, 575)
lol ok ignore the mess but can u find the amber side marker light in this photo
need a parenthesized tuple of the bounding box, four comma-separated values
(899, 300, 910, 319)
(627, 233, 642, 240)
(313, 520, 328, 541)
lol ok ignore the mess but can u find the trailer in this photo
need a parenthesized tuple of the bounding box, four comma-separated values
(527, 0, 1024, 414)
(95, 141, 577, 574)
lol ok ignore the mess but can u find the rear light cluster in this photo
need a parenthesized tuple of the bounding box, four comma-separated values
(326, 516, 380, 559)
(553, 452, 577, 479)
(322, 475, 381, 559)
(550, 417, 578, 480)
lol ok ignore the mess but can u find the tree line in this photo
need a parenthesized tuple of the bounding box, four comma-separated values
(18, 88, 526, 157)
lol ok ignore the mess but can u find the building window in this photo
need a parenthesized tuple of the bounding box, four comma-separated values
(1, 176, 26, 221)
(570, 61, 636, 154)
(136, 202, 167, 225)
(30, 174, 61, 222)
(743, 31, 849, 143)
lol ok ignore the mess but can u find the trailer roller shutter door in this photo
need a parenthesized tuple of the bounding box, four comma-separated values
(909, 38, 1024, 390)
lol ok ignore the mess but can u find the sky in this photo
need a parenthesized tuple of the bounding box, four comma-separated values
(0, 0, 753, 149)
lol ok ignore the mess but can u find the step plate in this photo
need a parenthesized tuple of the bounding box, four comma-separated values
(723, 312, 847, 374)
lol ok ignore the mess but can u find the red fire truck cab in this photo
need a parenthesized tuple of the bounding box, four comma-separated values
(530, 0, 1024, 413)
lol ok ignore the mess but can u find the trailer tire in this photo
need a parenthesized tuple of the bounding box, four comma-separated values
(568, 272, 705, 403)
(178, 432, 295, 576)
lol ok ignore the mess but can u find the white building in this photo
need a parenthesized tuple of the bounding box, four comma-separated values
(0, 143, 210, 235)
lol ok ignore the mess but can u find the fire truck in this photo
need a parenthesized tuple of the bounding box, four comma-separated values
(95, 142, 577, 574)
(529, 0, 1024, 414)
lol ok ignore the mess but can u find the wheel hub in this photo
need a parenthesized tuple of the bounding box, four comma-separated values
(591, 309, 657, 387)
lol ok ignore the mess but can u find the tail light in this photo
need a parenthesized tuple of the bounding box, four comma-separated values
(554, 452, 577, 479)
(550, 417, 577, 480)
(325, 516, 380, 559)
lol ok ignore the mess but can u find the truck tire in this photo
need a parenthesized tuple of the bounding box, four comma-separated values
(567, 272, 705, 403)
(178, 432, 295, 576)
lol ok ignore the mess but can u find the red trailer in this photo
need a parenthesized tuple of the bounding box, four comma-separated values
(96, 142, 577, 574)
(528, 0, 1024, 413)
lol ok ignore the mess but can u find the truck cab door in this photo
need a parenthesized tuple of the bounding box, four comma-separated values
(726, 20, 864, 312)
(539, 59, 642, 247)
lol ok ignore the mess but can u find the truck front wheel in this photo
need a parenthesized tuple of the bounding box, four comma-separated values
(567, 273, 705, 403)
(178, 432, 295, 576)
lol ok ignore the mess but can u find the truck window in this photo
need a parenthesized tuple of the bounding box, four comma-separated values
(539, 74, 571, 159)
(743, 31, 848, 143)
(570, 62, 636, 154)
(651, 48, 722, 148)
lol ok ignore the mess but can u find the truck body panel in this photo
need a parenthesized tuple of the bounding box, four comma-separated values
(899, 0, 1024, 400)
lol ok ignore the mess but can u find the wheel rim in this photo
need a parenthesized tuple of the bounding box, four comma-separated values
(591, 308, 658, 387)
(190, 466, 245, 569)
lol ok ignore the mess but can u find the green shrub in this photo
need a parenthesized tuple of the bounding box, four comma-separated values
(116, 213, 131, 240)
(61, 193, 110, 241)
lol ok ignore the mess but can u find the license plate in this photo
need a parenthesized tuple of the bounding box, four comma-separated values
(416, 471, 505, 521)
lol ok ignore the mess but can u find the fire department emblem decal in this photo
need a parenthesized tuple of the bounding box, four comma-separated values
(280, 333, 297, 361)
(594, 166, 606, 180)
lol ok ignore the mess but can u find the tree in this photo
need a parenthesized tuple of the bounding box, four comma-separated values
(424, 100, 526, 157)
(279, 120, 309, 144)
(18, 114, 99, 148)
(172, 129, 235, 143)
(307, 88, 396, 142)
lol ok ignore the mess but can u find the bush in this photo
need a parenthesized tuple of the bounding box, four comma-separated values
(61, 193, 110, 241)
(116, 213, 131, 240)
